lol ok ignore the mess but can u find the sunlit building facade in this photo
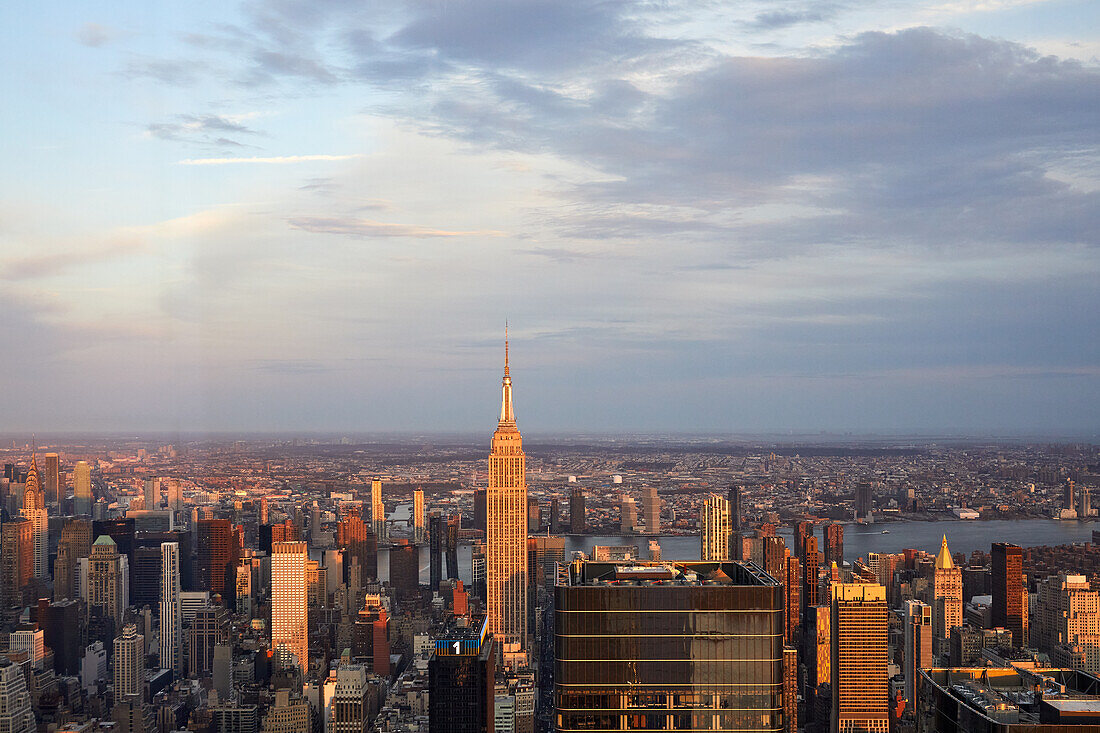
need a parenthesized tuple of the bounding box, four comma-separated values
(487, 338, 528, 665)
(700, 493, 731, 562)
(271, 541, 308, 671)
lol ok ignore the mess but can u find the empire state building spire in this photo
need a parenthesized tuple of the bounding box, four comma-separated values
(499, 329, 516, 427)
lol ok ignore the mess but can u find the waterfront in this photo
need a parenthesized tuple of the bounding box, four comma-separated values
(374, 518, 1098, 583)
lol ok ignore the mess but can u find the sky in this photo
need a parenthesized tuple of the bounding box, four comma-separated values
(1, 0, 1098, 436)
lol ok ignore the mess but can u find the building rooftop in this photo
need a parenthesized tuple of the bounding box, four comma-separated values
(560, 560, 780, 587)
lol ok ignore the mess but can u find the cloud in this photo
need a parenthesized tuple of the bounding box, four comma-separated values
(2, 238, 145, 281)
(287, 216, 507, 239)
(76, 22, 117, 47)
(177, 154, 364, 165)
(745, 4, 842, 30)
(146, 114, 264, 148)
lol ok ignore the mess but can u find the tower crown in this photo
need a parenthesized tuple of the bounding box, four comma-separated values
(498, 331, 516, 427)
(935, 534, 955, 570)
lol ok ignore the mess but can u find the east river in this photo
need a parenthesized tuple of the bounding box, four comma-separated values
(368, 518, 1098, 584)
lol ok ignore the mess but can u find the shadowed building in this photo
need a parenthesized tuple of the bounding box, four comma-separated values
(429, 615, 494, 733)
(555, 560, 786, 732)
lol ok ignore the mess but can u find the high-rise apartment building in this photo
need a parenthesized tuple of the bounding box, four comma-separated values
(20, 454, 47, 578)
(700, 494, 731, 561)
(43, 453, 60, 505)
(160, 542, 183, 675)
(73, 460, 93, 515)
(555, 560, 786, 732)
(549, 497, 561, 534)
(486, 338, 528, 665)
(992, 542, 1027, 647)
(528, 496, 541, 533)
(271, 541, 308, 671)
(113, 623, 145, 701)
(370, 480, 386, 541)
(428, 615, 495, 733)
(569, 487, 585, 534)
(903, 600, 933, 707)
(413, 489, 425, 544)
(831, 582, 889, 733)
(933, 536, 963, 640)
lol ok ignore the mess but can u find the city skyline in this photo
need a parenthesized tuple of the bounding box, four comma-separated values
(1, 1, 1098, 435)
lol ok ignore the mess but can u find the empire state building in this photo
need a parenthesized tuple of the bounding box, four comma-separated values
(487, 337, 528, 665)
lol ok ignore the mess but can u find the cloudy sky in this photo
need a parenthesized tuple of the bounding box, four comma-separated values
(1, 0, 1098, 435)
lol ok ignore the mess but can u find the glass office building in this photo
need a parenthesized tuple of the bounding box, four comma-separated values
(554, 560, 786, 731)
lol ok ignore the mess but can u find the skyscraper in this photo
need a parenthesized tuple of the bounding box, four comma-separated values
(992, 542, 1026, 647)
(88, 535, 126, 627)
(54, 518, 92, 603)
(555, 560, 785, 731)
(20, 454, 47, 577)
(73, 460, 92, 515)
(933, 535, 963, 641)
(160, 542, 182, 675)
(1036, 574, 1100, 672)
(430, 512, 444, 590)
(43, 453, 60, 506)
(196, 518, 237, 605)
(831, 582, 889, 733)
(823, 523, 844, 567)
(569, 487, 585, 534)
(389, 539, 420, 602)
(0, 518, 34, 610)
(143, 477, 160, 511)
(855, 482, 873, 520)
(728, 485, 743, 561)
(641, 486, 660, 534)
(903, 600, 933, 707)
(700, 493, 731, 561)
(413, 488, 425, 543)
(429, 615, 495, 733)
(487, 336, 528, 665)
(271, 541, 308, 671)
(370, 479, 386, 541)
(619, 495, 637, 533)
(446, 514, 460, 580)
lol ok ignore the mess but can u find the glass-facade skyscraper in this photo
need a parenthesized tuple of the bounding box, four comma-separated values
(554, 560, 786, 731)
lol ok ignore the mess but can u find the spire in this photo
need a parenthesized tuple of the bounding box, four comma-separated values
(935, 534, 954, 570)
(499, 329, 515, 426)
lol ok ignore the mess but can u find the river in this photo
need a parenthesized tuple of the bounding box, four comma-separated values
(370, 518, 1098, 584)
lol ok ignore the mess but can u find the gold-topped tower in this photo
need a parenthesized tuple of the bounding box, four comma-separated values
(487, 330, 528, 666)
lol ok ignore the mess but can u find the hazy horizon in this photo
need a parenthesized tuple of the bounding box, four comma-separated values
(3, 1, 1098, 435)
